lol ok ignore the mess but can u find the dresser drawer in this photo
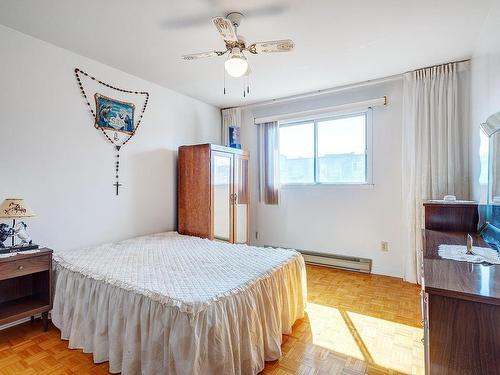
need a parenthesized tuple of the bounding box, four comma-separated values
(0, 254, 51, 280)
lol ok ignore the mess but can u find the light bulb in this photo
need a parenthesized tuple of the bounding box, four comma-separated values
(224, 50, 249, 78)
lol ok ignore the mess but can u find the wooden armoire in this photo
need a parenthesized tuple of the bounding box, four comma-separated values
(178, 144, 250, 244)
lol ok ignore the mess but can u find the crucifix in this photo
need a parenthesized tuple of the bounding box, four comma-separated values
(74, 68, 149, 196)
(113, 181, 122, 196)
(114, 145, 122, 196)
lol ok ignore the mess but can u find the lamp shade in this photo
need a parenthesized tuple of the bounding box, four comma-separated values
(0, 198, 35, 219)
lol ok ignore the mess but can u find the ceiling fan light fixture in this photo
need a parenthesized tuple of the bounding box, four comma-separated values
(181, 13, 295, 95)
(224, 48, 249, 78)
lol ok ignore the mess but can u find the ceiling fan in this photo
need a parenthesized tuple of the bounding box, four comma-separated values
(182, 12, 295, 78)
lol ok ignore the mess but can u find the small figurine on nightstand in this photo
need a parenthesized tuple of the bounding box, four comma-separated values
(0, 198, 39, 252)
(0, 223, 12, 248)
(14, 222, 33, 245)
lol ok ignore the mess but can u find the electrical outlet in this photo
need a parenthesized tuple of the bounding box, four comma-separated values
(381, 241, 389, 252)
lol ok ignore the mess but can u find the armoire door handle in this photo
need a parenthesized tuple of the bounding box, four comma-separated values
(229, 193, 238, 204)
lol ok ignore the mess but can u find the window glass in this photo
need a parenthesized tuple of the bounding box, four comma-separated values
(278, 113, 368, 184)
(279, 122, 315, 184)
(317, 114, 366, 183)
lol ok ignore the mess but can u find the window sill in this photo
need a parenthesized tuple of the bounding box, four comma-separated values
(281, 183, 375, 190)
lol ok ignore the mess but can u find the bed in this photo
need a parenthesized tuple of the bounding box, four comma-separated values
(51, 232, 306, 375)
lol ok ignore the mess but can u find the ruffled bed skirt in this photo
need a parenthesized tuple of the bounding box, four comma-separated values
(52, 256, 306, 375)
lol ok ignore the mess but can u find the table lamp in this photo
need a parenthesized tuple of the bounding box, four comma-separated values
(0, 198, 38, 251)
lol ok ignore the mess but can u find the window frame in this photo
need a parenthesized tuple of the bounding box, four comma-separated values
(278, 110, 373, 187)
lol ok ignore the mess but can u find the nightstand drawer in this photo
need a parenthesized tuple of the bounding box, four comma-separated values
(0, 254, 51, 280)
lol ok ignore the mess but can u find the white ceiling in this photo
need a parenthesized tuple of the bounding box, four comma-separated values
(0, 0, 492, 108)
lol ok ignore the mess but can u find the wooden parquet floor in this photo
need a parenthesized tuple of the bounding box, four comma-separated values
(0, 265, 422, 375)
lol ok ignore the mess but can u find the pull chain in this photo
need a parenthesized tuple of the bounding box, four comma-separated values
(223, 66, 226, 95)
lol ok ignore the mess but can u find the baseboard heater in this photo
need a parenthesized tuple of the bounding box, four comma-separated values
(299, 250, 372, 273)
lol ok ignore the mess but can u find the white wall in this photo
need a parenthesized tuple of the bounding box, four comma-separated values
(0, 25, 220, 251)
(240, 79, 404, 277)
(470, 1, 500, 201)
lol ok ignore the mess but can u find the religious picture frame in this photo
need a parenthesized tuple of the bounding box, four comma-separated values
(94, 93, 135, 135)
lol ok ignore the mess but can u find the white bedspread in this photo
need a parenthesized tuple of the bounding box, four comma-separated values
(51, 232, 306, 375)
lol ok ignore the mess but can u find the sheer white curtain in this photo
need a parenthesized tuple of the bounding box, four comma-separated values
(402, 61, 471, 283)
(221, 108, 241, 146)
(258, 121, 280, 205)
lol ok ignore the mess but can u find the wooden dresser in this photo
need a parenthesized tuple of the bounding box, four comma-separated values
(422, 203, 500, 374)
(0, 248, 53, 331)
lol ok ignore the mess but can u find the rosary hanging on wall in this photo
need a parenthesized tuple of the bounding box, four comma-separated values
(74, 68, 149, 195)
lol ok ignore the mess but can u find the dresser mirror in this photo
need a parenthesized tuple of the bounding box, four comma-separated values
(480, 111, 500, 205)
(479, 112, 500, 250)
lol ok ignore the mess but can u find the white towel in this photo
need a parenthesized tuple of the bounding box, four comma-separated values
(438, 245, 500, 265)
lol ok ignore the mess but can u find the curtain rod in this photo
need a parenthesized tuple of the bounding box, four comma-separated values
(223, 58, 470, 111)
(254, 96, 387, 125)
(222, 74, 400, 111)
(404, 58, 470, 74)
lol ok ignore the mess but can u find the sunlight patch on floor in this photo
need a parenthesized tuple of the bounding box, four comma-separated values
(306, 302, 364, 360)
(307, 303, 424, 375)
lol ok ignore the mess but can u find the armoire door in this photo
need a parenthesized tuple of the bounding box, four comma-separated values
(233, 154, 249, 244)
(211, 151, 233, 242)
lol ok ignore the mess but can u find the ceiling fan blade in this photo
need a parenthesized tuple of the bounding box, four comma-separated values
(182, 51, 226, 60)
(212, 17, 238, 42)
(246, 39, 295, 54)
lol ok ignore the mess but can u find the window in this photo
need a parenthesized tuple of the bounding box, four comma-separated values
(279, 112, 370, 185)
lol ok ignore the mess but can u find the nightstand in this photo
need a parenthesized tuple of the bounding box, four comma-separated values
(0, 248, 53, 331)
